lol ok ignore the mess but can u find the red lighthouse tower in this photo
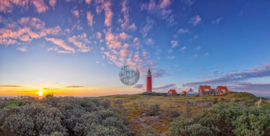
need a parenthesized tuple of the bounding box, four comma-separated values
(146, 69, 152, 92)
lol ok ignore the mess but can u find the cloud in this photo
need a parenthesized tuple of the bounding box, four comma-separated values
(183, 63, 270, 87)
(95, 0, 113, 27)
(85, 0, 92, 4)
(194, 35, 198, 39)
(171, 40, 178, 48)
(96, 61, 100, 63)
(141, 17, 154, 37)
(0, 85, 21, 87)
(195, 46, 200, 50)
(32, 0, 49, 13)
(212, 17, 223, 24)
(66, 85, 84, 88)
(133, 84, 144, 89)
(96, 32, 102, 39)
(177, 28, 189, 34)
(204, 53, 209, 56)
(103, 28, 168, 78)
(18, 17, 45, 30)
(0, 0, 49, 13)
(189, 15, 201, 26)
(118, 0, 137, 31)
(178, 69, 182, 72)
(167, 56, 175, 59)
(127, 23, 137, 31)
(141, 0, 176, 25)
(0, 16, 62, 47)
(180, 46, 186, 51)
(153, 83, 176, 92)
(17, 46, 27, 52)
(68, 33, 91, 52)
(145, 38, 155, 45)
(181, 0, 195, 6)
(229, 82, 270, 93)
(87, 11, 95, 26)
(45, 37, 75, 53)
(49, 0, 57, 9)
(72, 9, 80, 18)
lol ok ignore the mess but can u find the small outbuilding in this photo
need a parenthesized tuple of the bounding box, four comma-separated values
(167, 89, 177, 96)
(186, 88, 196, 96)
(182, 91, 187, 95)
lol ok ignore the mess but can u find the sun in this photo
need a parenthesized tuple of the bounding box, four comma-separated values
(37, 91, 43, 96)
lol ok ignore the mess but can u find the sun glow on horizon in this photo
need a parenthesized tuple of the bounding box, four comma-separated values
(37, 91, 43, 96)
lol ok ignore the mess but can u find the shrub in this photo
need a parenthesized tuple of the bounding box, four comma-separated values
(213, 98, 218, 104)
(168, 103, 270, 136)
(0, 100, 8, 109)
(235, 99, 239, 102)
(0, 97, 133, 136)
(1, 103, 66, 135)
(139, 127, 155, 136)
(45, 92, 54, 98)
(146, 104, 160, 116)
(101, 100, 111, 109)
(185, 106, 191, 117)
(168, 110, 180, 119)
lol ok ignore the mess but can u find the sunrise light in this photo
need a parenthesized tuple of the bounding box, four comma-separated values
(37, 91, 43, 96)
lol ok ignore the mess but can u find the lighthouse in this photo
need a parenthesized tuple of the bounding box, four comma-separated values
(146, 69, 152, 92)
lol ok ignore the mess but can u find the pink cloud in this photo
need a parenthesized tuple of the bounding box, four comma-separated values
(96, 32, 102, 39)
(141, 17, 154, 37)
(49, 0, 57, 9)
(189, 15, 201, 26)
(141, 0, 176, 25)
(16, 46, 27, 52)
(145, 38, 154, 45)
(177, 28, 189, 34)
(85, 0, 92, 4)
(71, 10, 80, 18)
(95, 0, 113, 26)
(31, 0, 49, 13)
(45, 37, 75, 53)
(0, 0, 49, 13)
(67, 33, 91, 52)
(171, 40, 178, 48)
(87, 11, 94, 26)
(180, 46, 186, 51)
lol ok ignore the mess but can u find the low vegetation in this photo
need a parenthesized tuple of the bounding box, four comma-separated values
(0, 97, 133, 136)
(0, 92, 268, 136)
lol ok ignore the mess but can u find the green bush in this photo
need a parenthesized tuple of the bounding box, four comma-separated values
(0, 100, 8, 109)
(0, 97, 134, 136)
(168, 103, 270, 136)
(139, 127, 155, 136)
(235, 99, 239, 102)
(213, 98, 218, 104)
(147, 104, 160, 116)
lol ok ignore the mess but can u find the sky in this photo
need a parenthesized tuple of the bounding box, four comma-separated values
(1, 0, 270, 97)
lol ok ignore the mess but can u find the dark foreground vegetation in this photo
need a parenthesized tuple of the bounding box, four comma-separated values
(1, 92, 270, 136)
(0, 96, 133, 136)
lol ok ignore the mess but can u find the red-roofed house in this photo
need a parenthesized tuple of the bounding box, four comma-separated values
(182, 91, 187, 95)
(186, 88, 196, 96)
(198, 85, 213, 96)
(216, 86, 230, 95)
(167, 89, 177, 96)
